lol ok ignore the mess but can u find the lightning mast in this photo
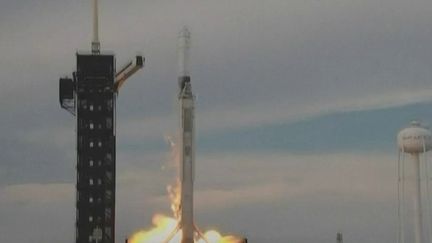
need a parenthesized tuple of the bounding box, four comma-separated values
(92, 0, 100, 54)
(59, 1, 144, 242)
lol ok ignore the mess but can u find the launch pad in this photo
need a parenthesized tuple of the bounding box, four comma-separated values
(58, 1, 247, 242)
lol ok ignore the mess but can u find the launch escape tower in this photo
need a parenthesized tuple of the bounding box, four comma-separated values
(59, 1, 144, 242)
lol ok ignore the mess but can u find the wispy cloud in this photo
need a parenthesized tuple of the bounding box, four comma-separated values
(0, 183, 73, 205)
(1, 0, 432, 241)
(0, 151, 400, 242)
(118, 88, 432, 142)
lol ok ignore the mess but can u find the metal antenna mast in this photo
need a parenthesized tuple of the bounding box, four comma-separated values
(92, 0, 100, 54)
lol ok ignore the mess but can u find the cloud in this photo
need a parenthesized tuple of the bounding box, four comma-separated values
(114, 150, 402, 243)
(118, 88, 432, 143)
(0, 183, 73, 205)
(0, 151, 401, 242)
(2, 0, 432, 119)
(0, 123, 75, 185)
(1, 0, 432, 242)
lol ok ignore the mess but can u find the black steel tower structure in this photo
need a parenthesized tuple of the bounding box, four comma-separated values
(59, 1, 144, 242)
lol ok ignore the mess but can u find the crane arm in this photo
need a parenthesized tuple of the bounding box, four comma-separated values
(114, 55, 144, 92)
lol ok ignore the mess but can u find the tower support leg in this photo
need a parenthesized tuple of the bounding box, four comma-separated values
(413, 154, 424, 243)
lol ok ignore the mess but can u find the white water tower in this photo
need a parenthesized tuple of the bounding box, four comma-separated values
(397, 121, 432, 243)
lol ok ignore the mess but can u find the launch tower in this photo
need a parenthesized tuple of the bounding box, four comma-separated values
(59, 1, 144, 242)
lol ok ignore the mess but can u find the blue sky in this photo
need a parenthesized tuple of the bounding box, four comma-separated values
(199, 102, 432, 153)
(1, 0, 432, 242)
(119, 101, 432, 155)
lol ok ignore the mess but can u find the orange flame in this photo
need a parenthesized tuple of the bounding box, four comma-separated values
(129, 213, 243, 243)
(129, 214, 180, 243)
(129, 137, 243, 243)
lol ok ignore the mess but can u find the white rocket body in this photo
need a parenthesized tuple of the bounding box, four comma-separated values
(162, 27, 243, 243)
(178, 27, 195, 243)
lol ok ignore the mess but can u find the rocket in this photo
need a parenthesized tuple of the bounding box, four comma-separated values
(178, 27, 195, 243)
(161, 27, 248, 243)
(163, 27, 208, 243)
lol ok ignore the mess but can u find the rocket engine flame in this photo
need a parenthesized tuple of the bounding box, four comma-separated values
(129, 216, 243, 243)
(129, 28, 244, 243)
(129, 213, 243, 243)
(128, 140, 243, 243)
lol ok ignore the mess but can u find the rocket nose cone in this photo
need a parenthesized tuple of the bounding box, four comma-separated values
(179, 26, 191, 38)
(178, 27, 191, 77)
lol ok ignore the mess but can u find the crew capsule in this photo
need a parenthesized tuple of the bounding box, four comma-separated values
(178, 27, 191, 78)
